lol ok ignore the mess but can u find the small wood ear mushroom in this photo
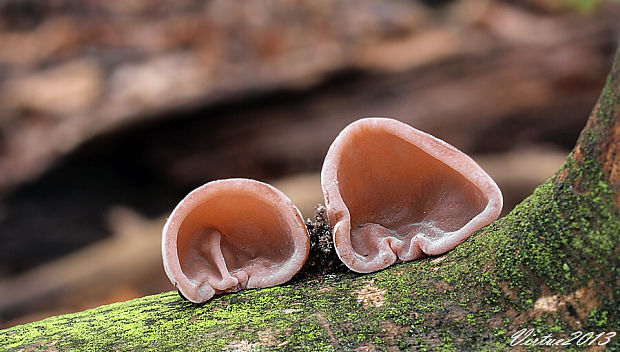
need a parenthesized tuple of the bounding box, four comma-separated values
(162, 179, 310, 303)
(321, 118, 503, 273)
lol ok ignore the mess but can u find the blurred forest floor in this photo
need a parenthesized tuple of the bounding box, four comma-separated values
(0, 0, 619, 328)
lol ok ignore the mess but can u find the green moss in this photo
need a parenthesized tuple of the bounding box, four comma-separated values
(588, 307, 609, 327)
(2, 154, 610, 351)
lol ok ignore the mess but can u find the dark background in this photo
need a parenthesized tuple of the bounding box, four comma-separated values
(0, 0, 619, 328)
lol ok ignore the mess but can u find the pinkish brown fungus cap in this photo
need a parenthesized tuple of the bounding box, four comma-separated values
(321, 118, 503, 273)
(162, 178, 310, 303)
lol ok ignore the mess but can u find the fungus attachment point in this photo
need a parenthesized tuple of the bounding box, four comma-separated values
(321, 118, 503, 273)
(162, 179, 310, 303)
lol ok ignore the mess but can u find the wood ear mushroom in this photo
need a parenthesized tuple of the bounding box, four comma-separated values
(321, 118, 503, 273)
(162, 178, 310, 303)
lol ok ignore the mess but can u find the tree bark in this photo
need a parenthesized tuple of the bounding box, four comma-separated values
(1, 45, 619, 352)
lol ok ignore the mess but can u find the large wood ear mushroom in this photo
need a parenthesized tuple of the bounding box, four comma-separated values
(162, 179, 310, 303)
(321, 118, 503, 273)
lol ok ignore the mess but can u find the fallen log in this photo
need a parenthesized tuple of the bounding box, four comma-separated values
(1, 41, 618, 352)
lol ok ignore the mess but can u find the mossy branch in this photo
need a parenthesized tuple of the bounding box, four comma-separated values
(1, 46, 619, 351)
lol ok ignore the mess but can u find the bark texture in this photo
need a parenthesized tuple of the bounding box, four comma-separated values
(0, 46, 619, 352)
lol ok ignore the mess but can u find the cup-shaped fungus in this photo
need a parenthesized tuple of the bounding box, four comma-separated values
(321, 118, 503, 273)
(162, 178, 310, 303)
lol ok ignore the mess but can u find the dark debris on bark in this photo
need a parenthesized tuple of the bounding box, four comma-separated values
(293, 205, 346, 282)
